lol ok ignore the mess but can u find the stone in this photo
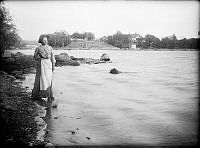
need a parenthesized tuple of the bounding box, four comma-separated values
(109, 68, 121, 74)
(55, 53, 71, 62)
(10, 70, 23, 75)
(15, 74, 26, 80)
(67, 60, 80, 66)
(0, 71, 16, 81)
(55, 60, 80, 66)
(100, 53, 110, 61)
(52, 103, 57, 108)
(6, 74, 17, 81)
(86, 137, 91, 140)
(70, 56, 76, 60)
(23, 67, 36, 74)
(55, 53, 80, 66)
(0, 71, 8, 75)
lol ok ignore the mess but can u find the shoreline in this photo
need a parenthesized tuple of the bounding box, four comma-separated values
(0, 51, 53, 146)
(0, 51, 84, 146)
(0, 71, 57, 146)
(0, 71, 47, 146)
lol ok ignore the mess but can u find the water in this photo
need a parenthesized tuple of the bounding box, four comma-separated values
(14, 50, 198, 146)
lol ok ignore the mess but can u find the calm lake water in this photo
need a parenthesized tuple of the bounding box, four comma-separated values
(14, 50, 198, 146)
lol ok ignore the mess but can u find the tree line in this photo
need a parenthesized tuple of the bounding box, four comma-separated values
(138, 34, 199, 50)
(101, 32, 199, 50)
(102, 31, 132, 49)
(40, 31, 95, 48)
(26, 31, 200, 49)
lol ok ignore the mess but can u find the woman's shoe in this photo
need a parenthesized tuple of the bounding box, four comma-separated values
(52, 101, 57, 108)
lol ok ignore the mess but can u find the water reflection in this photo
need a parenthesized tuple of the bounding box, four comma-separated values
(43, 105, 53, 144)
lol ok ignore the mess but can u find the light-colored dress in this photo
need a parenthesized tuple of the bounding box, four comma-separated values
(32, 44, 56, 100)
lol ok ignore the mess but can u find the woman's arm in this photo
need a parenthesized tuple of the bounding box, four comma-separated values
(34, 47, 41, 61)
(50, 47, 56, 71)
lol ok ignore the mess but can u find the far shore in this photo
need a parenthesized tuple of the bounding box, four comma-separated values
(13, 47, 199, 51)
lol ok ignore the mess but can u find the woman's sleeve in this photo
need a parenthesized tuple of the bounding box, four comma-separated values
(34, 47, 40, 61)
(51, 47, 56, 66)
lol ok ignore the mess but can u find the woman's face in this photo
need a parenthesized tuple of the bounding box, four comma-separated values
(42, 37, 48, 45)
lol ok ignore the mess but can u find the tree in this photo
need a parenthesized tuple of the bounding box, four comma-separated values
(71, 32, 95, 40)
(104, 31, 132, 49)
(160, 35, 177, 49)
(143, 34, 161, 49)
(0, 2, 23, 57)
(83, 32, 95, 40)
(187, 38, 199, 49)
(71, 32, 82, 39)
(45, 31, 71, 47)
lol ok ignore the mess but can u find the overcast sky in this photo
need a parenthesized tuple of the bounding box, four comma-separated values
(4, 0, 199, 40)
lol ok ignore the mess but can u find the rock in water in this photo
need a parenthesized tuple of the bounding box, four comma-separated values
(55, 53, 80, 66)
(86, 137, 91, 140)
(70, 56, 76, 60)
(109, 68, 121, 74)
(55, 53, 70, 62)
(100, 53, 110, 61)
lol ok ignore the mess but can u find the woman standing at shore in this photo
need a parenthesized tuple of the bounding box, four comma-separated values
(31, 35, 56, 102)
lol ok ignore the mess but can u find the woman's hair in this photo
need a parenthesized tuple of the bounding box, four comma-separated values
(38, 34, 49, 43)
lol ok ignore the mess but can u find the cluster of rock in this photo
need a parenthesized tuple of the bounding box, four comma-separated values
(54, 52, 121, 74)
(100, 53, 110, 61)
(2, 51, 119, 78)
(55, 53, 80, 66)
(55, 53, 111, 66)
(3, 51, 112, 68)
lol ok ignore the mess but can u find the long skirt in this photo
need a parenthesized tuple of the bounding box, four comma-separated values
(32, 59, 54, 101)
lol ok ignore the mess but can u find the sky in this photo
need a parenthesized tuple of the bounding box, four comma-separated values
(4, 0, 200, 40)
